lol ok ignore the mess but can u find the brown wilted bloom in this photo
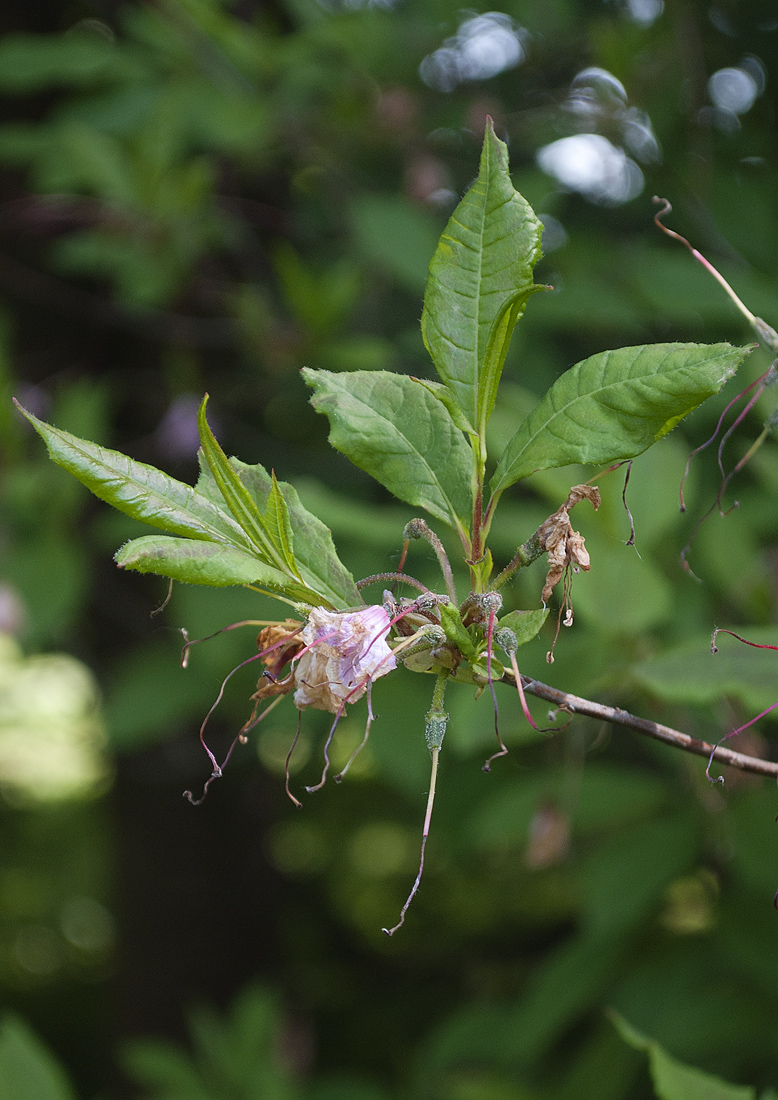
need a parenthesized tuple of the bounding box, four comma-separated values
(536, 485, 600, 603)
(252, 619, 303, 702)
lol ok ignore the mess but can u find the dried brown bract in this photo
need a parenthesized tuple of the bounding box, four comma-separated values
(536, 484, 600, 603)
(252, 619, 303, 702)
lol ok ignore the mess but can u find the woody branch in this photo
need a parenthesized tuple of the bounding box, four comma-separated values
(507, 673, 778, 779)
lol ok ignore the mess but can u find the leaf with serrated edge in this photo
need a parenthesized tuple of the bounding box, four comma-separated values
(411, 377, 476, 436)
(14, 400, 251, 549)
(421, 119, 543, 434)
(266, 472, 298, 575)
(491, 342, 751, 494)
(303, 368, 473, 535)
(497, 608, 549, 647)
(197, 457, 361, 610)
(115, 535, 322, 603)
(197, 396, 290, 569)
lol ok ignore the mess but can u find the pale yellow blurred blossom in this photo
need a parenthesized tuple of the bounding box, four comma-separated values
(0, 635, 110, 803)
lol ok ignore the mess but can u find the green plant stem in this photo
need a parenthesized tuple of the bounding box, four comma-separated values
(490, 529, 547, 591)
(429, 668, 448, 718)
(403, 520, 457, 604)
(469, 483, 485, 591)
(356, 572, 431, 594)
(382, 671, 448, 937)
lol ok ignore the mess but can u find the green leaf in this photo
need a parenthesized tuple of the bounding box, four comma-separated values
(439, 602, 478, 660)
(197, 396, 298, 573)
(0, 32, 135, 92)
(491, 342, 751, 494)
(123, 1039, 212, 1100)
(0, 1015, 76, 1100)
(218, 460, 362, 610)
(633, 628, 778, 714)
(14, 400, 251, 549)
(410, 377, 476, 436)
(266, 472, 298, 574)
(115, 535, 320, 602)
(421, 119, 543, 435)
(609, 1011, 755, 1100)
(496, 608, 549, 647)
(303, 369, 474, 535)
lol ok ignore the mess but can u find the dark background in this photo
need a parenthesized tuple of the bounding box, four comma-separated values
(1, 1, 778, 1097)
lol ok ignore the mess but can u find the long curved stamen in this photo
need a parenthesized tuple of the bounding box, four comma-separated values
(706, 700, 778, 783)
(151, 579, 174, 617)
(335, 681, 375, 783)
(383, 673, 448, 936)
(483, 607, 509, 772)
(711, 627, 778, 653)
(509, 652, 570, 735)
(181, 620, 288, 669)
(621, 461, 637, 547)
(183, 649, 268, 804)
(305, 641, 399, 791)
(678, 376, 764, 512)
(706, 627, 778, 782)
(184, 628, 304, 803)
(653, 197, 763, 331)
(305, 704, 344, 793)
(285, 711, 304, 808)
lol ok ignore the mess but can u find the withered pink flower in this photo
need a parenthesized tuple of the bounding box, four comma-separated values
(294, 605, 397, 713)
(536, 484, 599, 603)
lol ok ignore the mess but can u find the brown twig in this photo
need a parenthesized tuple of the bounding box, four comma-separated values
(508, 674, 778, 779)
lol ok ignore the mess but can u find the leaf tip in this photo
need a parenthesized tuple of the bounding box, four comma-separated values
(11, 396, 33, 423)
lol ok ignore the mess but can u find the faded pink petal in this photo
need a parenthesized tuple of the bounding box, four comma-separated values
(294, 605, 397, 713)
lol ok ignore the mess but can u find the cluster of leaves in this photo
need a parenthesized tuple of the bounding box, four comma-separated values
(0, 994, 771, 1100)
(3, 2, 778, 1099)
(15, 123, 749, 690)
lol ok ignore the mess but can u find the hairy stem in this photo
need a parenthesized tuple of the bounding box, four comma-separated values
(403, 519, 457, 604)
(357, 571, 431, 594)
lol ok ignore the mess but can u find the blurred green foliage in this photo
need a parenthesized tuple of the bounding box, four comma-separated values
(1, 0, 778, 1098)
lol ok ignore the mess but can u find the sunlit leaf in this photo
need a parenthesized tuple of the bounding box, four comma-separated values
(115, 534, 320, 602)
(266, 472, 297, 574)
(491, 342, 751, 494)
(197, 395, 300, 575)
(14, 400, 251, 549)
(196, 458, 361, 610)
(421, 118, 543, 435)
(303, 368, 473, 535)
(229, 461, 361, 610)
